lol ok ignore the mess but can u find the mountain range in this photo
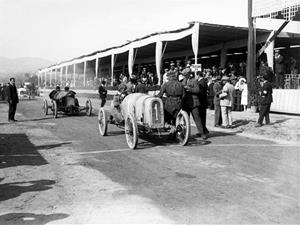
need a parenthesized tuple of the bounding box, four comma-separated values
(0, 57, 54, 76)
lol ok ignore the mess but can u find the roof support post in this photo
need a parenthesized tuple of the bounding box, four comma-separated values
(111, 54, 115, 86)
(220, 45, 227, 68)
(55, 68, 57, 84)
(50, 70, 53, 87)
(155, 41, 163, 85)
(95, 58, 99, 78)
(73, 64, 76, 88)
(65, 65, 69, 86)
(265, 40, 274, 70)
(247, 0, 256, 106)
(128, 48, 134, 76)
(191, 22, 200, 67)
(44, 72, 46, 87)
(37, 72, 40, 87)
(83, 61, 87, 87)
(60, 67, 63, 85)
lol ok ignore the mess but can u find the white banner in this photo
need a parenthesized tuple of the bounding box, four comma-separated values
(265, 41, 274, 70)
(155, 41, 163, 85)
(191, 23, 200, 64)
(128, 48, 134, 76)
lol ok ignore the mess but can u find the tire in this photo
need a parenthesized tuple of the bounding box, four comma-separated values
(98, 108, 107, 136)
(125, 114, 138, 149)
(175, 110, 190, 146)
(52, 100, 58, 118)
(86, 99, 92, 116)
(42, 99, 48, 116)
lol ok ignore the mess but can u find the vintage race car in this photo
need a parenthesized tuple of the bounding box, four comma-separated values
(98, 93, 191, 149)
(42, 90, 92, 118)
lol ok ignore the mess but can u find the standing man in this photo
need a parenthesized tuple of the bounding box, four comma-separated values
(274, 49, 285, 89)
(220, 76, 235, 128)
(182, 71, 206, 139)
(156, 71, 185, 138)
(213, 75, 223, 127)
(256, 74, 273, 127)
(98, 80, 107, 107)
(6, 77, 19, 122)
(197, 71, 209, 135)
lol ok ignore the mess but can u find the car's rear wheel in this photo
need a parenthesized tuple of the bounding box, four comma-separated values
(52, 101, 58, 118)
(125, 114, 138, 149)
(86, 99, 92, 116)
(175, 110, 190, 146)
(98, 108, 107, 136)
(42, 99, 48, 116)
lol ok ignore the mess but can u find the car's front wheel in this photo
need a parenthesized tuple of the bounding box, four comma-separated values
(125, 114, 138, 149)
(175, 110, 190, 146)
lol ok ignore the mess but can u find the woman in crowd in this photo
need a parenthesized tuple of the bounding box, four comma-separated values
(235, 77, 248, 111)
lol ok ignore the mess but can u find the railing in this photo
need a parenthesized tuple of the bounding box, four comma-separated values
(284, 74, 300, 89)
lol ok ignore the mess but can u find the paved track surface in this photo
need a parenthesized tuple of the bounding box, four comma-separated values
(0, 98, 299, 224)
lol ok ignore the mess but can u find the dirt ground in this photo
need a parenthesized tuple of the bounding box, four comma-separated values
(0, 98, 299, 224)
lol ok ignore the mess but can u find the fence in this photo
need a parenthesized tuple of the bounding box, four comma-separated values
(284, 74, 300, 89)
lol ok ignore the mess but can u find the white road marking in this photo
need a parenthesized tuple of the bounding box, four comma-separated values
(67, 143, 298, 155)
(0, 154, 40, 157)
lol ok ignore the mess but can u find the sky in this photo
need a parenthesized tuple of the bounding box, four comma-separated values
(0, 0, 248, 62)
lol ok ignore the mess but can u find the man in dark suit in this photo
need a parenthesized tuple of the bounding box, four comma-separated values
(197, 71, 209, 135)
(98, 80, 107, 107)
(156, 71, 185, 126)
(6, 77, 19, 122)
(156, 71, 185, 139)
(213, 75, 223, 127)
(256, 74, 273, 127)
(182, 72, 206, 139)
(274, 49, 285, 89)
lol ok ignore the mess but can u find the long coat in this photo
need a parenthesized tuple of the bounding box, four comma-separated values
(198, 77, 208, 107)
(6, 84, 19, 103)
(220, 82, 235, 107)
(182, 77, 200, 109)
(260, 81, 273, 105)
(213, 81, 223, 106)
(157, 79, 185, 117)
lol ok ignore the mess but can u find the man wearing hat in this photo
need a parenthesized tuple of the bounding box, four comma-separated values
(197, 71, 209, 135)
(274, 49, 285, 88)
(6, 77, 19, 122)
(256, 74, 273, 127)
(213, 75, 223, 127)
(220, 76, 235, 128)
(156, 71, 185, 138)
(182, 71, 206, 139)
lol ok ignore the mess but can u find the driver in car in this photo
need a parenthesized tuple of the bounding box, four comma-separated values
(156, 71, 185, 139)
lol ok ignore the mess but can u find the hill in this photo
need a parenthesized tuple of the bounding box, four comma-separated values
(0, 57, 53, 76)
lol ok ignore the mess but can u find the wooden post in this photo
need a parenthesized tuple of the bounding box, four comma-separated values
(73, 64, 76, 87)
(220, 46, 227, 68)
(55, 68, 57, 84)
(83, 61, 87, 87)
(60, 67, 63, 85)
(247, 0, 256, 107)
(95, 58, 98, 78)
(65, 66, 68, 83)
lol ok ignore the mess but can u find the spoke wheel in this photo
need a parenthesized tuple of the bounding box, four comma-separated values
(86, 99, 92, 116)
(98, 108, 107, 136)
(52, 100, 58, 118)
(175, 110, 190, 146)
(125, 114, 138, 149)
(42, 99, 48, 116)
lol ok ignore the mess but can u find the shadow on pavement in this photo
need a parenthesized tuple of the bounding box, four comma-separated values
(0, 133, 49, 169)
(0, 133, 70, 169)
(232, 119, 252, 128)
(0, 212, 68, 225)
(0, 179, 55, 202)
